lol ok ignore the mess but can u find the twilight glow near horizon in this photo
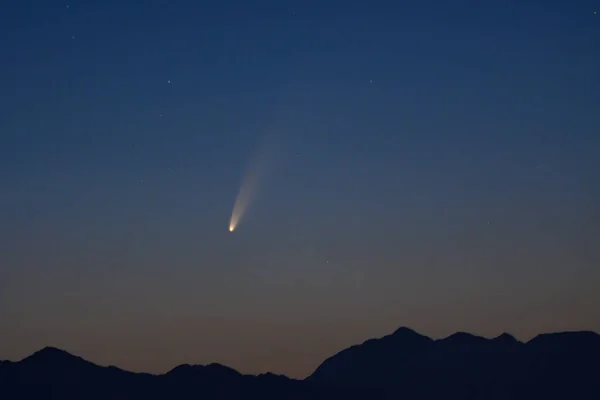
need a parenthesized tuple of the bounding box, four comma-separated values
(1, 0, 599, 379)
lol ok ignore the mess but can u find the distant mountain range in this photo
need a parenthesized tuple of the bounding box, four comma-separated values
(2, 327, 599, 399)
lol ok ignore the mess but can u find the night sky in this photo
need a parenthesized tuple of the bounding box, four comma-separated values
(1, 0, 599, 379)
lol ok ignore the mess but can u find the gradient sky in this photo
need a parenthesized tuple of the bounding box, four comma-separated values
(1, 0, 599, 378)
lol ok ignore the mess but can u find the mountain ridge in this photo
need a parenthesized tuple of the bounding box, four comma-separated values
(1, 327, 599, 399)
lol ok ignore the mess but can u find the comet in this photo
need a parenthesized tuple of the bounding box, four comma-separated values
(228, 134, 279, 232)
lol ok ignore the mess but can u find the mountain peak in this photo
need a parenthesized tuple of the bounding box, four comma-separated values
(493, 332, 519, 344)
(256, 372, 292, 383)
(391, 327, 432, 341)
(167, 363, 195, 374)
(24, 347, 80, 363)
(167, 362, 242, 380)
(38, 346, 67, 354)
(441, 332, 487, 344)
(388, 327, 433, 345)
(392, 326, 418, 336)
(205, 363, 242, 376)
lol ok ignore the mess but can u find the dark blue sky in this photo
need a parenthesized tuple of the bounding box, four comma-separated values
(1, 0, 599, 378)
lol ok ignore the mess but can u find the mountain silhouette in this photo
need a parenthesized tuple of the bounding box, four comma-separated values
(309, 328, 600, 399)
(1, 328, 599, 399)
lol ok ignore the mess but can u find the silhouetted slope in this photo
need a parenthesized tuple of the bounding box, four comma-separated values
(308, 326, 432, 388)
(166, 362, 242, 383)
(1, 328, 599, 399)
(421, 331, 523, 398)
(2, 346, 151, 386)
(518, 331, 600, 399)
(0, 347, 373, 399)
(308, 328, 600, 400)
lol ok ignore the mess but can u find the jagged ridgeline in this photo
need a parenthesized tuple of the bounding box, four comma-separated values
(1, 327, 599, 400)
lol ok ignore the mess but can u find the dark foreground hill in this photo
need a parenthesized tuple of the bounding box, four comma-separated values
(1, 327, 599, 399)
(309, 327, 600, 399)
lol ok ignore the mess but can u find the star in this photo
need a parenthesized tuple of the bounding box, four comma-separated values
(167, 80, 171, 84)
